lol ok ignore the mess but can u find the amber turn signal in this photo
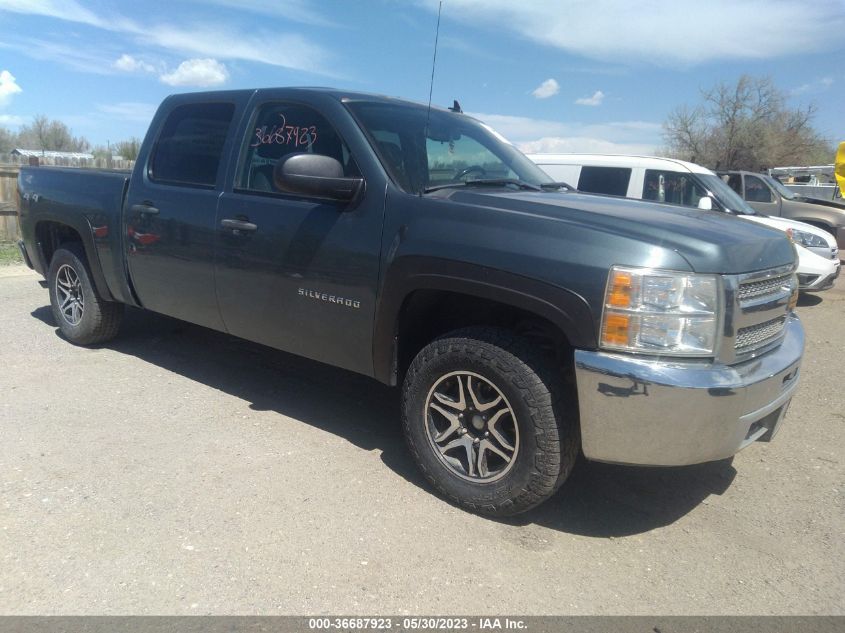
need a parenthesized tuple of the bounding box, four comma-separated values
(602, 313, 630, 347)
(607, 270, 633, 308)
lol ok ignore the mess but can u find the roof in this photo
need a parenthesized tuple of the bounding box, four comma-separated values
(524, 153, 713, 175)
(12, 148, 95, 160)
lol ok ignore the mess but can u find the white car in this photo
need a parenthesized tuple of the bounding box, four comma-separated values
(527, 153, 840, 292)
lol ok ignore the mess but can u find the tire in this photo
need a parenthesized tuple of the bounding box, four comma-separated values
(47, 243, 123, 345)
(402, 327, 579, 516)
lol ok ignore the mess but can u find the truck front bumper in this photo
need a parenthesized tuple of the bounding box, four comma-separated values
(574, 314, 804, 466)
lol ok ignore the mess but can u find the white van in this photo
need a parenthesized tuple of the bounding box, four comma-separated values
(527, 153, 840, 292)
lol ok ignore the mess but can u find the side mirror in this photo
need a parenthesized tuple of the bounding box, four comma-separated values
(697, 196, 713, 210)
(273, 154, 364, 202)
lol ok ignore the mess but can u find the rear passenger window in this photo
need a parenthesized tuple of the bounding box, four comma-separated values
(150, 103, 235, 187)
(577, 166, 631, 196)
(643, 170, 707, 207)
(238, 102, 358, 194)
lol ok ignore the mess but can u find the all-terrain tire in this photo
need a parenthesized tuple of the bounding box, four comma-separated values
(402, 327, 579, 516)
(47, 243, 124, 345)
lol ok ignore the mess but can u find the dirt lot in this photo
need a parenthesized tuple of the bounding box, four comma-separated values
(0, 264, 842, 615)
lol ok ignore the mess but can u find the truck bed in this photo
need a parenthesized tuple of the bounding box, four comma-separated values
(18, 166, 132, 304)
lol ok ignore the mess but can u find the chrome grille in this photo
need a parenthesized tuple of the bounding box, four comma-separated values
(737, 273, 793, 302)
(735, 316, 787, 352)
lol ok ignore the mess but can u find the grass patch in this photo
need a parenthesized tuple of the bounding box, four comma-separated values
(0, 241, 22, 265)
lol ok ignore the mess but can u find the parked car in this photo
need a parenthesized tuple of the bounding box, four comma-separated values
(718, 169, 845, 251)
(17, 88, 804, 516)
(526, 153, 839, 292)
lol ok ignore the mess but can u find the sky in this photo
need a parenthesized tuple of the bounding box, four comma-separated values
(0, 0, 844, 156)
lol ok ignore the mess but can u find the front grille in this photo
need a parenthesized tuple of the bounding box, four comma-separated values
(735, 316, 787, 351)
(737, 272, 793, 302)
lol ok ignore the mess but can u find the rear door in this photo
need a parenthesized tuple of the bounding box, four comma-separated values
(125, 99, 241, 330)
(213, 97, 385, 375)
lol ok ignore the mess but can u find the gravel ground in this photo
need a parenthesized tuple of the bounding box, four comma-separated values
(0, 264, 842, 615)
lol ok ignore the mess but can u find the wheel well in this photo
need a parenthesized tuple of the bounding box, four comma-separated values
(395, 289, 573, 383)
(35, 221, 84, 268)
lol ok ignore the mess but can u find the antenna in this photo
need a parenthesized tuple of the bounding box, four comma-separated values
(424, 1, 443, 141)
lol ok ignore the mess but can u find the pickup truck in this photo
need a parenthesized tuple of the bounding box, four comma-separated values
(719, 169, 845, 252)
(17, 88, 804, 516)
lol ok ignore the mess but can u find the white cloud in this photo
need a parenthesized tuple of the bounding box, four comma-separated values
(575, 90, 605, 106)
(0, 1, 333, 75)
(468, 112, 660, 155)
(96, 102, 158, 123)
(113, 54, 156, 74)
(0, 69, 22, 106)
(160, 59, 229, 87)
(791, 76, 836, 95)
(0, 114, 25, 126)
(531, 78, 560, 99)
(0, 0, 104, 27)
(518, 136, 656, 155)
(0, 39, 117, 75)
(417, 0, 845, 65)
(146, 26, 330, 75)
(195, 0, 340, 27)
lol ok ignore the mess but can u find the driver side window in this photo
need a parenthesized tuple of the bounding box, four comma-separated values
(238, 103, 358, 194)
(744, 175, 773, 203)
(643, 170, 706, 207)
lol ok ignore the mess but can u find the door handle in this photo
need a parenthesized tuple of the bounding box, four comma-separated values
(131, 203, 159, 215)
(220, 218, 258, 232)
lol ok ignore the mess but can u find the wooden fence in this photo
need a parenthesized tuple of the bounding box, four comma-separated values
(0, 166, 19, 242)
(0, 157, 136, 242)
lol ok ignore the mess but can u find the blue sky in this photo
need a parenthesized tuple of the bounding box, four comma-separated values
(1, 0, 843, 155)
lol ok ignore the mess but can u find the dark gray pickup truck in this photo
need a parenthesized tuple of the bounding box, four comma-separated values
(17, 88, 804, 515)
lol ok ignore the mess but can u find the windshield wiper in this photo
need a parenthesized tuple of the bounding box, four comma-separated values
(539, 181, 575, 191)
(423, 178, 543, 194)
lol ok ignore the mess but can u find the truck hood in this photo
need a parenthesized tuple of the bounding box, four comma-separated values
(443, 188, 796, 274)
(792, 195, 845, 212)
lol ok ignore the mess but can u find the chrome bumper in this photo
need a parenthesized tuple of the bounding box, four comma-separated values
(574, 314, 804, 466)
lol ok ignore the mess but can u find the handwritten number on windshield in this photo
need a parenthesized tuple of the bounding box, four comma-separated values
(250, 113, 318, 148)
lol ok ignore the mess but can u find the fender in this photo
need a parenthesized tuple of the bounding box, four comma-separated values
(372, 256, 597, 385)
(31, 211, 116, 302)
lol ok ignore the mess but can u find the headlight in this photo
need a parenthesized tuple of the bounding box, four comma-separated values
(600, 266, 720, 356)
(788, 229, 828, 249)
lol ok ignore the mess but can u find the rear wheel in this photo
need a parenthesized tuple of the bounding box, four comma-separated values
(48, 243, 123, 345)
(402, 327, 578, 516)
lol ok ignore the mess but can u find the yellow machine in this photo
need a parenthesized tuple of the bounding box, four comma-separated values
(836, 141, 845, 197)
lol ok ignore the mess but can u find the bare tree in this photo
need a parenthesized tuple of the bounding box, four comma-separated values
(114, 137, 141, 161)
(663, 75, 833, 170)
(16, 115, 90, 153)
(0, 126, 15, 153)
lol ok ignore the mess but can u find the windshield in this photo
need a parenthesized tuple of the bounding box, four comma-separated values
(345, 101, 554, 194)
(698, 174, 758, 215)
(764, 174, 797, 200)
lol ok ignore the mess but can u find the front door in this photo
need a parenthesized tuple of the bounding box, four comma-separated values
(214, 101, 383, 375)
(743, 174, 781, 216)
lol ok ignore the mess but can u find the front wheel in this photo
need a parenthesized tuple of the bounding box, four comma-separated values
(48, 243, 124, 345)
(402, 327, 578, 516)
